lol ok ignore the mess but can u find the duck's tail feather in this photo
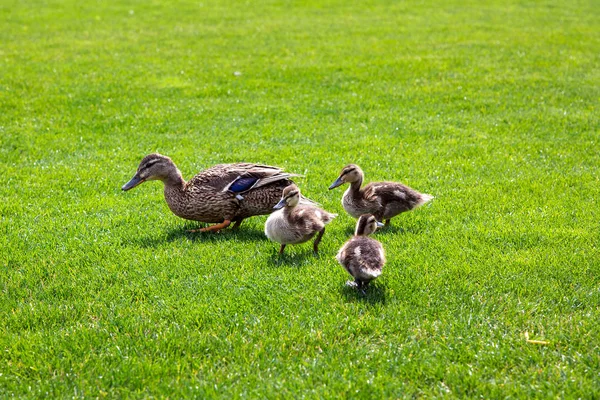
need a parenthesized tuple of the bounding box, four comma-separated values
(253, 173, 304, 190)
(415, 193, 434, 207)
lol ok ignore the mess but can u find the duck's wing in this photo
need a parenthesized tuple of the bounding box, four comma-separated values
(191, 163, 300, 194)
(223, 165, 303, 194)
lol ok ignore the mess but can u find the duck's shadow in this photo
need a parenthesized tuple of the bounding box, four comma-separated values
(128, 224, 268, 248)
(340, 283, 386, 305)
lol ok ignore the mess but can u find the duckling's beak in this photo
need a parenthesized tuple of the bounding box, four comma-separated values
(328, 177, 344, 190)
(273, 198, 287, 210)
(122, 175, 144, 191)
(376, 221, 385, 228)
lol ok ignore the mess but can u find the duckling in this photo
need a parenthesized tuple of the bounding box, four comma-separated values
(336, 214, 385, 292)
(329, 164, 433, 226)
(265, 184, 337, 254)
(122, 153, 306, 232)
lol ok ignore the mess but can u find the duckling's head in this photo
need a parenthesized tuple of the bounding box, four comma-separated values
(329, 164, 363, 189)
(122, 153, 179, 191)
(355, 214, 384, 236)
(273, 184, 301, 209)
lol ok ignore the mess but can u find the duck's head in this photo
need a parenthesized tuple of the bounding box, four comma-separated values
(329, 164, 363, 189)
(355, 214, 384, 236)
(273, 184, 301, 209)
(121, 153, 178, 191)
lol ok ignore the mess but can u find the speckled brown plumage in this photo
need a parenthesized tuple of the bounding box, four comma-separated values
(122, 153, 302, 231)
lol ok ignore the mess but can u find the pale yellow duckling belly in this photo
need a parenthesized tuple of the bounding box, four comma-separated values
(264, 212, 317, 245)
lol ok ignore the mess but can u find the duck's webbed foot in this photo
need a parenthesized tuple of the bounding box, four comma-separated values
(188, 219, 232, 233)
(346, 279, 367, 295)
(345, 280, 358, 288)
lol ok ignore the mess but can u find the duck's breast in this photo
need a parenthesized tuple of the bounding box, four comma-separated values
(265, 211, 309, 244)
(342, 188, 370, 218)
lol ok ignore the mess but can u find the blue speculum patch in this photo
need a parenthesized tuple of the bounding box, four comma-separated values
(228, 176, 259, 193)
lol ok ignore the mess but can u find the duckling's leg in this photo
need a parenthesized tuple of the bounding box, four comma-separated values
(312, 228, 326, 254)
(384, 219, 391, 227)
(279, 244, 286, 255)
(357, 280, 367, 295)
(188, 220, 232, 233)
(231, 218, 245, 230)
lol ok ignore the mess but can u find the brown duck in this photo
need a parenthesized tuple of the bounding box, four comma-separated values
(122, 153, 304, 232)
(264, 184, 336, 254)
(336, 214, 385, 293)
(329, 164, 433, 226)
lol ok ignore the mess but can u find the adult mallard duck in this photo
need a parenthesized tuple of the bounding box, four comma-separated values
(329, 164, 433, 226)
(264, 184, 336, 254)
(122, 153, 304, 232)
(336, 214, 385, 293)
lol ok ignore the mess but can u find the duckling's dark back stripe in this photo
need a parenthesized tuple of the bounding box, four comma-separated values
(355, 215, 369, 236)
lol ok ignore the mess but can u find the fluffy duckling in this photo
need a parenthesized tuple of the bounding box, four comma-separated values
(265, 184, 337, 254)
(122, 153, 304, 232)
(336, 214, 385, 292)
(329, 164, 433, 226)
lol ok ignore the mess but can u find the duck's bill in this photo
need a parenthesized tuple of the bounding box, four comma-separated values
(328, 177, 344, 190)
(376, 221, 385, 227)
(273, 198, 286, 209)
(121, 176, 144, 191)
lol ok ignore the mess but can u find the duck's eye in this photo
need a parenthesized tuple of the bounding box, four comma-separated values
(342, 168, 356, 176)
(287, 191, 299, 198)
(141, 160, 159, 171)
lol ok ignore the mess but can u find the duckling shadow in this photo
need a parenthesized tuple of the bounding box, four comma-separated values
(343, 221, 427, 236)
(268, 249, 320, 267)
(341, 284, 386, 305)
(129, 225, 268, 248)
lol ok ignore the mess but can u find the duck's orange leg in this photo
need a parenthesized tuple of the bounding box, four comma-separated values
(188, 220, 231, 233)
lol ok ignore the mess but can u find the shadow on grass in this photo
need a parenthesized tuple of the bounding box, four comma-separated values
(343, 219, 428, 236)
(127, 224, 268, 248)
(267, 247, 327, 267)
(340, 283, 386, 305)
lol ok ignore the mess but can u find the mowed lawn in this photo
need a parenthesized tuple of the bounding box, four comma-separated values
(1, 0, 599, 397)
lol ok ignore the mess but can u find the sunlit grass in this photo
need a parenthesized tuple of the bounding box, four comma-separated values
(1, 0, 599, 397)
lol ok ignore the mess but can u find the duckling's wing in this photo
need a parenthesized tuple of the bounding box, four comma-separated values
(355, 239, 385, 274)
(340, 238, 383, 278)
(364, 182, 421, 204)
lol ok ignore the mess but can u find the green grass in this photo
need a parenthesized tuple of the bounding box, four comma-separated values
(1, 0, 599, 397)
